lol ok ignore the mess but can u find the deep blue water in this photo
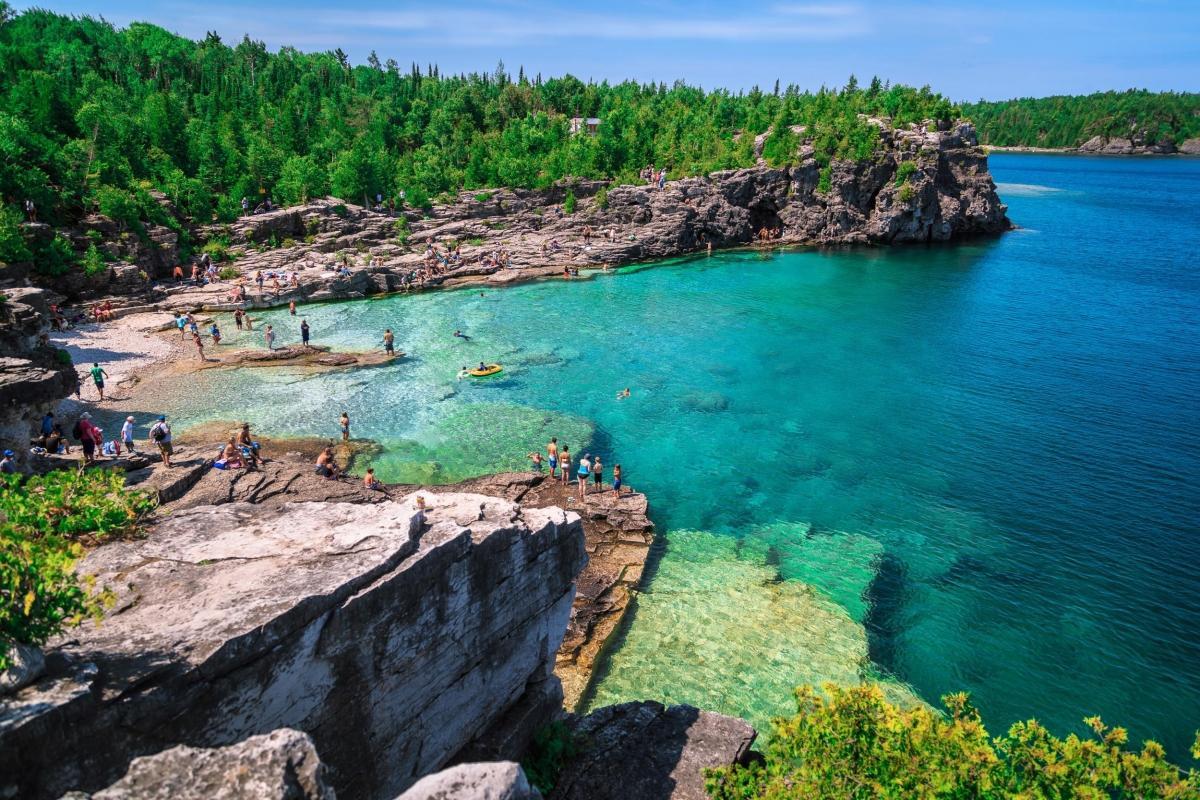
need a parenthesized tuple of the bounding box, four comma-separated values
(166, 153, 1200, 756)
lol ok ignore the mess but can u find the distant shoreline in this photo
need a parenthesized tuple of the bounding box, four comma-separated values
(986, 144, 1199, 156)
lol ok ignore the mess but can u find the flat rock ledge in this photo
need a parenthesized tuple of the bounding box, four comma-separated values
(550, 701, 757, 800)
(0, 493, 586, 800)
(61, 728, 333, 800)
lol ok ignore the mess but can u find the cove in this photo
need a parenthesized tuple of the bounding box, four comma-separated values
(158, 154, 1200, 758)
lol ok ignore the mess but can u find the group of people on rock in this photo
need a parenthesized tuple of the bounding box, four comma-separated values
(640, 164, 668, 190)
(528, 436, 627, 504)
(215, 423, 262, 471)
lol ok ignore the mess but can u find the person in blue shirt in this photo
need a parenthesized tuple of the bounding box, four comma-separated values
(0, 450, 16, 474)
(41, 412, 54, 437)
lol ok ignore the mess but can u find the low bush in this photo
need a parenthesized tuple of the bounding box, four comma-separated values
(0, 470, 155, 670)
(897, 184, 916, 203)
(705, 683, 1200, 800)
(522, 720, 580, 795)
(594, 187, 609, 210)
(563, 190, 577, 215)
(201, 239, 230, 262)
(474, 191, 493, 202)
(894, 160, 918, 186)
(393, 217, 410, 245)
(218, 266, 239, 280)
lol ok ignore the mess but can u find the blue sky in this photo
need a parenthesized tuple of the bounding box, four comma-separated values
(26, 0, 1199, 100)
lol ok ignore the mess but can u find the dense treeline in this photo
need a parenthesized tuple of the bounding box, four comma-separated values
(964, 90, 1200, 148)
(0, 5, 957, 273)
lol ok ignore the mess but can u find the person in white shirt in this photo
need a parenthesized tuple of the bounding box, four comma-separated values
(121, 416, 136, 453)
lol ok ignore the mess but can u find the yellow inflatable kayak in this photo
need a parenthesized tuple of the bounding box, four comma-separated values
(469, 364, 503, 377)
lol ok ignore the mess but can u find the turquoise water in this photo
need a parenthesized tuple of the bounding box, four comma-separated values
(162, 154, 1200, 756)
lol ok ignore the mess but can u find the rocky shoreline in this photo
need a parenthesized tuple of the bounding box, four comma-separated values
(987, 134, 1200, 156)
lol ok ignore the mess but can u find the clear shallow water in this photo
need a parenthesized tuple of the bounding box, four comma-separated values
(162, 154, 1200, 755)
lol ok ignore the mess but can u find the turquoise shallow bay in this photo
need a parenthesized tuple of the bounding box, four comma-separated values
(159, 154, 1200, 755)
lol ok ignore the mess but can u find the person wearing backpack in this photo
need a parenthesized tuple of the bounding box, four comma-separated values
(149, 415, 173, 468)
(75, 412, 100, 465)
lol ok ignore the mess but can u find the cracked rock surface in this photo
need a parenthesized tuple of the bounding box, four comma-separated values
(1, 493, 585, 800)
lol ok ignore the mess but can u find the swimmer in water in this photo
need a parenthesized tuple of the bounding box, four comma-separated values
(458, 366, 470, 380)
(617, 387, 631, 399)
(454, 329, 471, 340)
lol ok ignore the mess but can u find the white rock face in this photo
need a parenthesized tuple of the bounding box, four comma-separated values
(397, 761, 541, 800)
(1, 493, 585, 800)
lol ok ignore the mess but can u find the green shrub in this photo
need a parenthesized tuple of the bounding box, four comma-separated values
(81, 244, 107, 277)
(201, 239, 230, 262)
(0, 470, 155, 670)
(281, 237, 296, 248)
(218, 266, 239, 280)
(32, 235, 78, 277)
(522, 721, 580, 795)
(894, 160, 918, 186)
(816, 165, 833, 195)
(595, 187, 609, 210)
(466, 237, 484, 246)
(0, 205, 31, 264)
(706, 683, 1200, 800)
(330, 203, 349, 217)
(897, 184, 916, 203)
(474, 191, 493, 202)
(393, 217, 410, 245)
(563, 190, 577, 215)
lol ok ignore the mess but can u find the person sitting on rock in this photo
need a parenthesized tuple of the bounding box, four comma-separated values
(315, 447, 340, 480)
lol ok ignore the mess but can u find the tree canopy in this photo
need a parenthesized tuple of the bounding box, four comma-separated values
(0, 4, 956, 264)
(964, 90, 1200, 148)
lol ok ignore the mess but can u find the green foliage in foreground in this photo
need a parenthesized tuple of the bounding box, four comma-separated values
(522, 720, 581, 795)
(0, 4, 957, 268)
(0, 470, 155, 670)
(706, 684, 1200, 800)
(964, 91, 1200, 148)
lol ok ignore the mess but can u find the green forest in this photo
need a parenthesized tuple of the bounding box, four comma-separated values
(0, 5, 955, 273)
(964, 91, 1200, 148)
(1, 5, 1196, 278)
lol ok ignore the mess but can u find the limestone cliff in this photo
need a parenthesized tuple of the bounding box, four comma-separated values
(0, 493, 586, 800)
(62, 118, 1008, 308)
(0, 287, 75, 465)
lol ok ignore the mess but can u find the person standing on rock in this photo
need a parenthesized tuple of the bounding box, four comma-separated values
(592, 455, 603, 490)
(300, 319, 310, 347)
(192, 330, 205, 360)
(175, 313, 187, 338)
(149, 416, 172, 468)
(89, 362, 108, 402)
(256, 270, 265, 294)
(241, 196, 250, 215)
(576, 453, 591, 501)
(264, 325, 276, 351)
(121, 416, 136, 453)
(612, 464, 623, 496)
(547, 437, 558, 478)
(383, 329, 395, 356)
(340, 412, 350, 442)
(559, 445, 571, 487)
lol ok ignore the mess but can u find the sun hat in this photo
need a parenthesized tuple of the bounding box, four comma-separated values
(126, 416, 135, 422)
(2, 450, 13, 457)
(80, 411, 91, 419)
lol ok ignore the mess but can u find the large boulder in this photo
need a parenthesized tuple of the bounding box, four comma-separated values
(397, 762, 541, 800)
(62, 729, 333, 800)
(1, 493, 587, 800)
(549, 702, 756, 800)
